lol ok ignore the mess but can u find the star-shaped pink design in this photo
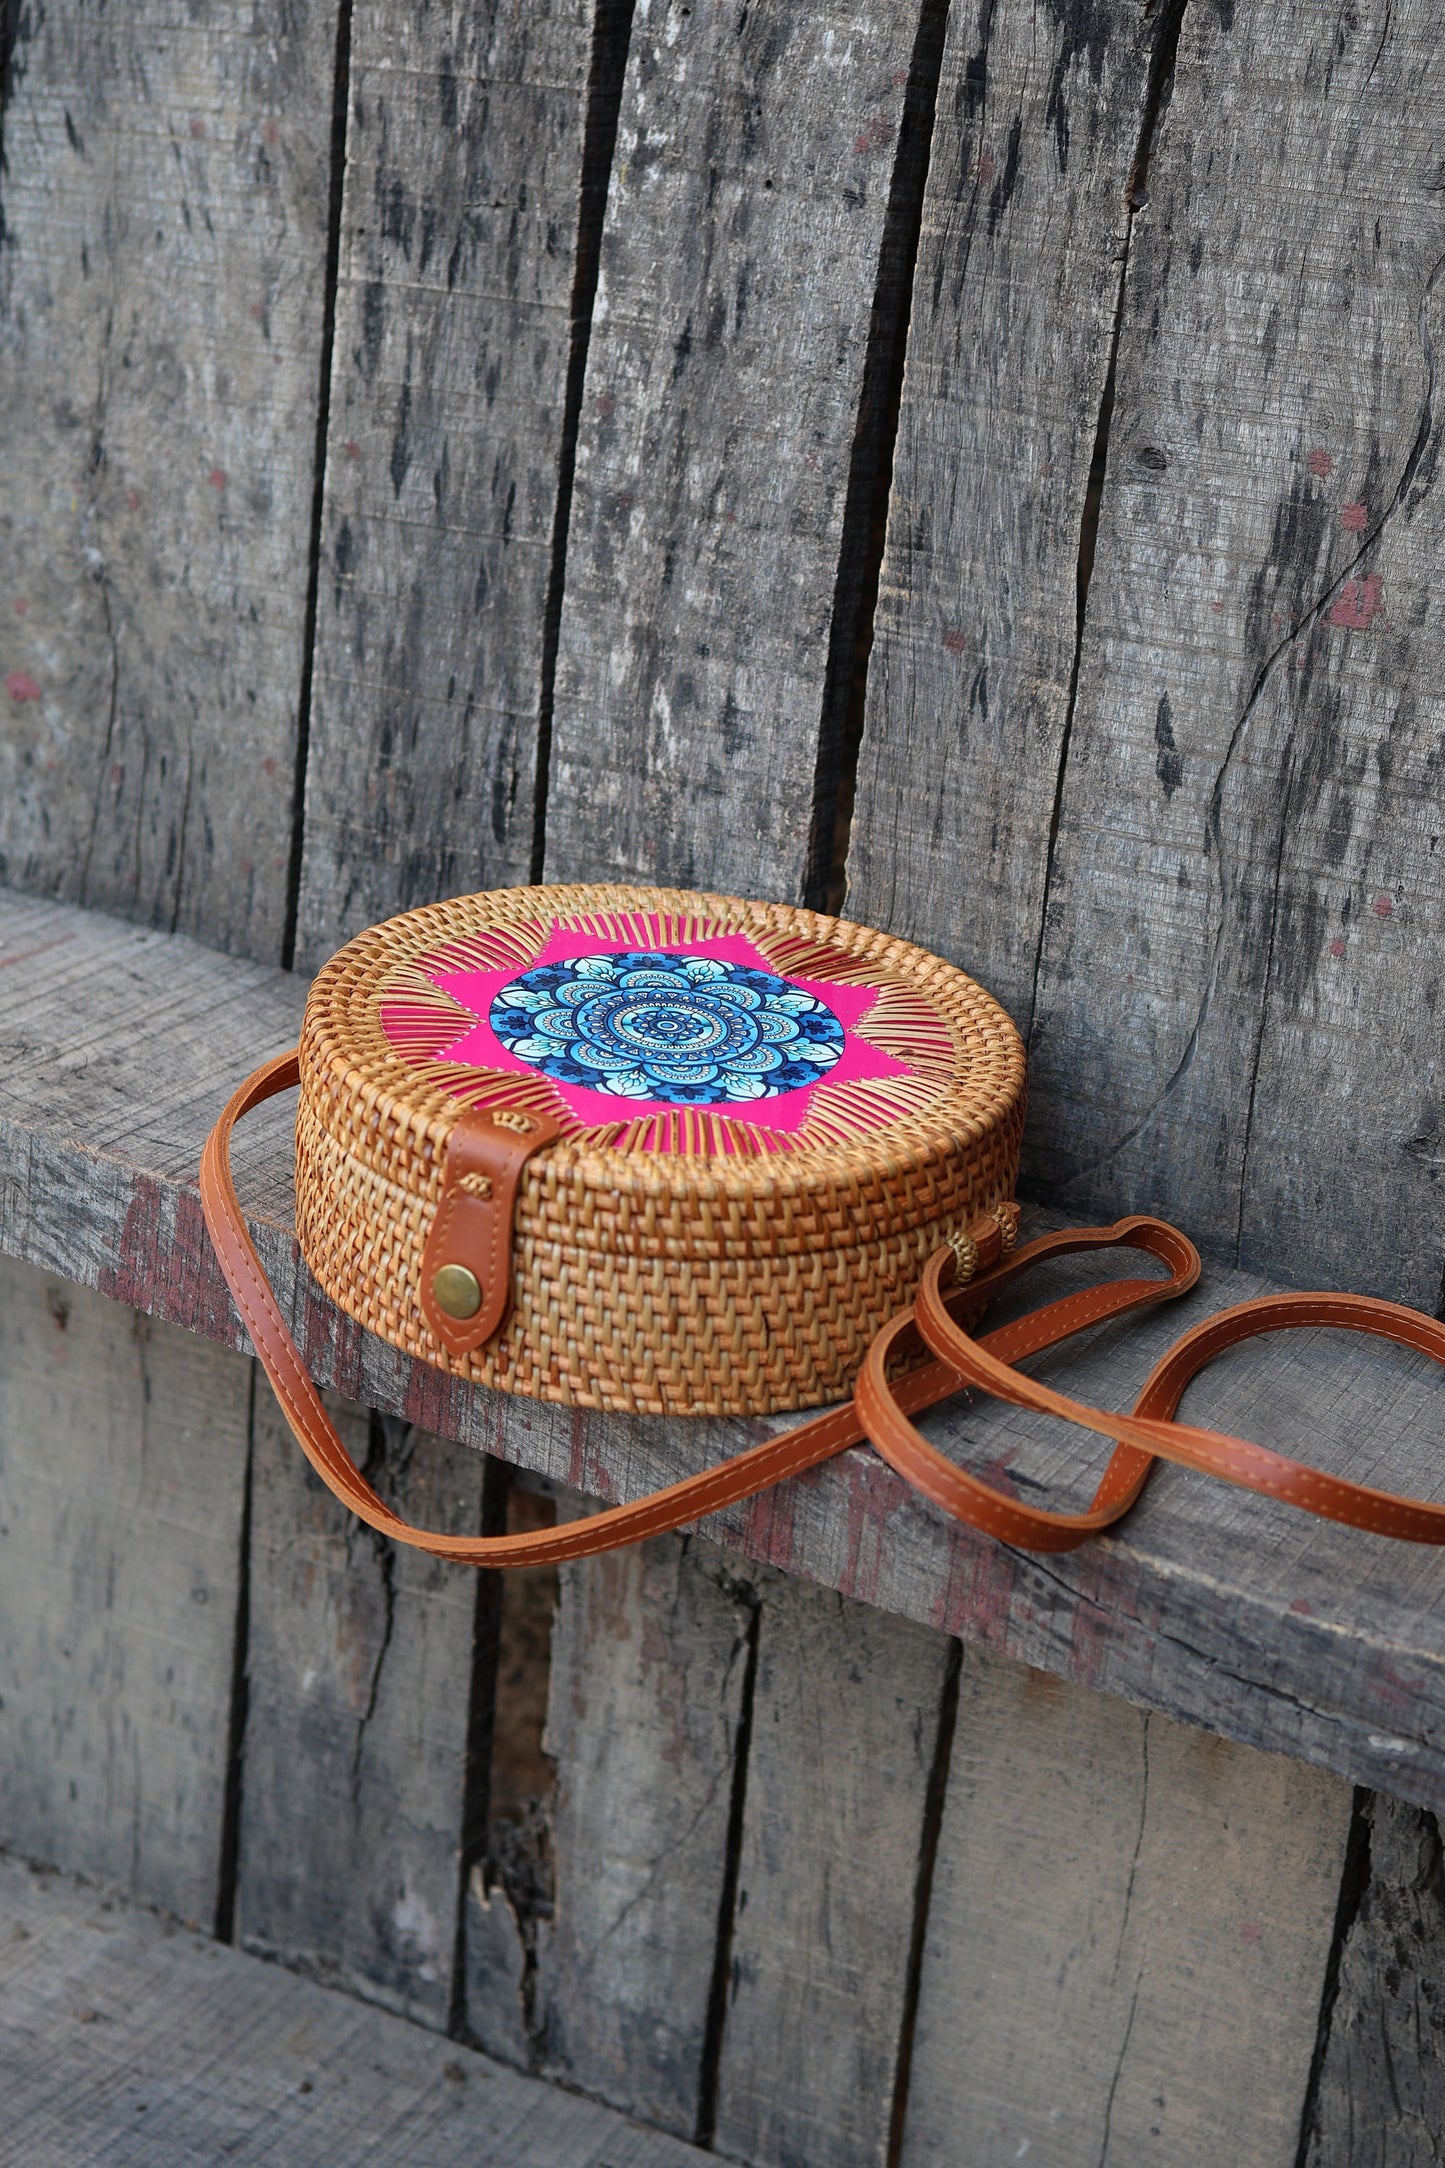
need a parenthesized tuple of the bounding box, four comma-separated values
(421, 919, 910, 1136)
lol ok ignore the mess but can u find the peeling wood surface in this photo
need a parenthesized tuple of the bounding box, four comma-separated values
(237, 1391, 489, 2030)
(1303, 1792, 1445, 2168)
(900, 1643, 1351, 2168)
(0, 1256, 250, 1930)
(294, 0, 596, 972)
(6, 887, 1445, 1804)
(1021, 0, 1445, 1304)
(543, 0, 925, 899)
(847, 0, 1166, 1026)
(711, 1585, 954, 2168)
(0, 0, 337, 962)
(0, 1851, 710, 2167)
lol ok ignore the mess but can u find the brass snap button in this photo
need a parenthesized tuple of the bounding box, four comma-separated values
(433, 1263, 483, 1320)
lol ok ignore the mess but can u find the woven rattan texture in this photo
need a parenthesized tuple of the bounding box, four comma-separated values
(294, 885, 1025, 1414)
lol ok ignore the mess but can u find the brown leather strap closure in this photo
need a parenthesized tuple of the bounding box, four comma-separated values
(855, 1220, 1203, 1553)
(419, 1101, 564, 1357)
(199, 1051, 1020, 1565)
(861, 1241, 1445, 1550)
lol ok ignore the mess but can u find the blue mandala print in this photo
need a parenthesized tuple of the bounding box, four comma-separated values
(488, 951, 846, 1105)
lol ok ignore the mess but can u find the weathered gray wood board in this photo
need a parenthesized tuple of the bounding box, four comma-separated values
(0, 0, 338, 962)
(9, 886, 1445, 1807)
(463, 1483, 559, 2070)
(543, 0, 926, 898)
(0, 1850, 710, 2167)
(0, 1255, 249, 1930)
(534, 1534, 753, 2136)
(4, 0, 1445, 2154)
(237, 1391, 488, 2029)
(293, 0, 599, 972)
(900, 1642, 1351, 2168)
(1303, 1792, 1445, 2168)
(847, 0, 1171, 1028)
(1018, 0, 1445, 1304)
(712, 1584, 954, 2168)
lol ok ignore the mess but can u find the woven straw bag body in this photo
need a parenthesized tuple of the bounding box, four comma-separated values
(292, 882, 1026, 1417)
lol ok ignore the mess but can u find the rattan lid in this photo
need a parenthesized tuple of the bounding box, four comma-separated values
(300, 883, 1025, 1210)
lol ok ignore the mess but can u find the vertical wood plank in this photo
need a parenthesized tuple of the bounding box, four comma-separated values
(0, 1257, 250, 1927)
(847, 0, 1168, 1024)
(236, 1395, 489, 2030)
(293, 0, 603, 970)
(543, 0, 927, 899)
(535, 1535, 756, 2138)
(712, 1584, 955, 2168)
(898, 1646, 1352, 2168)
(464, 1482, 562, 2071)
(526, 4, 961, 2141)
(1303, 1792, 1445, 2168)
(0, 0, 339, 960)
(1021, 0, 1445, 1300)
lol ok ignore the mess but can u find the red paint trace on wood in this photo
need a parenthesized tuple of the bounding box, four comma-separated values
(1340, 499, 1369, 532)
(1327, 573, 1383, 629)
(0, 933, 75, 971)
(207, 468, 228, 491)
(943, 627, 967, 654)
(741, 1474, 800, 1574)
(1372, 895, 1394, 917)
(5, 672, 41, 703)
(99, 1179, 242, 1351)
(1308, 447, 1335, 477)
(854, 115, 896, 154)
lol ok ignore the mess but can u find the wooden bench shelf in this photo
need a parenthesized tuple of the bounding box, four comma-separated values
(0, 1850, 707, 2167)
(6, 880, 1444, 1813)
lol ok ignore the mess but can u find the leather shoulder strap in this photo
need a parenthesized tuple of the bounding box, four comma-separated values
(855, 1220, 1202, 1553)
(860, 1241, 1445, 1549)
(198, 1053, 1017, 1564)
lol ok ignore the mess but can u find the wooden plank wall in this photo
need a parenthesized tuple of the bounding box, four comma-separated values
(292, 0, 611, 964)
(4, 2, 1445, 2164)
(0, 0, 338, 958)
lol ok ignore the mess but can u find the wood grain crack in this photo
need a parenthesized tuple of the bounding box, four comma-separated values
(693, 1567, 760, 2150)
(885, 1635, 962, 2168)
(1293, 1786, 1373, 2166)
(1094, 1722, 1148, 2168)
(1025, 0, 1190, 1044)
(281, 0, 354, 972)
(78, 207, 120, 915)
(349, 1413, 399, 1813)
(528, 0, 638, 885)
(1064, 243, 1445, 1203)
(214, 1364, 256, 1947)
(804, 0, 950, 914)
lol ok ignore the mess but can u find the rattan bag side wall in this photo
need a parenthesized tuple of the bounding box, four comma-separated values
(291, 885, 1027, 1416)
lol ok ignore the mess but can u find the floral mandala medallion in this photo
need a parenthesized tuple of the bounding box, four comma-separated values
(488, 950, 845, 1105)
(379, 910, 948, 1150)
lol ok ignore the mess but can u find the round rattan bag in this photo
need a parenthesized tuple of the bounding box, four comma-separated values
(209, 883, 1025, 1422)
